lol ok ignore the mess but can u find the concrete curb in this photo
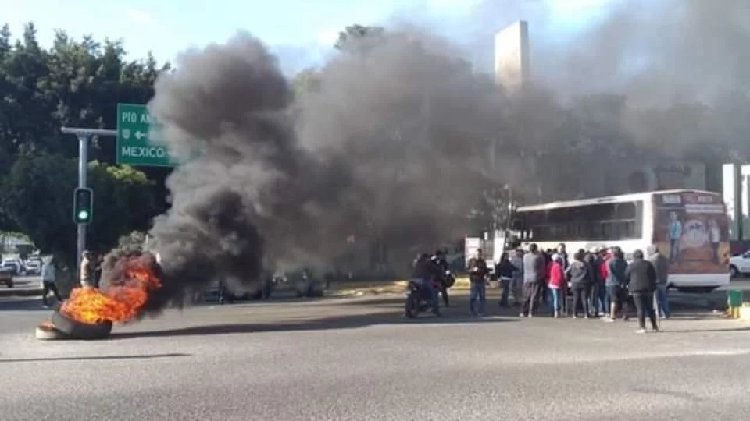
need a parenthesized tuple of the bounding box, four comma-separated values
(0, 288, 43, 298)
(328, 277, 479, 297)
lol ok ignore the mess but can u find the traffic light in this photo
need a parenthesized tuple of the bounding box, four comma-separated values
(73, 188, 94, 224)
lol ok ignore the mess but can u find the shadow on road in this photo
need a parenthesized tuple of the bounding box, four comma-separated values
(0, 353, 190, 363)
(111, 310, 517, 339)
(0, 298, 59, 311)
(659, 326, 750, 334)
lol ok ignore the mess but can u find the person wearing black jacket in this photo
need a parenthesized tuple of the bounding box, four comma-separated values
(625, 249, 659, 333)
(585, 250, 603, 317)
(495, 252, 516, 307)
(431, 250, 451, 307)
(567, 251, 591, 318)
(467, 249, 489, 317)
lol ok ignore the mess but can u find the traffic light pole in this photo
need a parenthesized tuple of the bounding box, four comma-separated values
(61, 127, 116, 284)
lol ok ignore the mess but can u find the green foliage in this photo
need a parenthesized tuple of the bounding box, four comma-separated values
(1, 154, 156, 268)
(0, 22, 169, 267)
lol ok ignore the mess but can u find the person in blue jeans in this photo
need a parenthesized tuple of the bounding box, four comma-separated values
(649, 245, 671, 318)
(495, 252, 516, 307)
(467, 249, 489, 316)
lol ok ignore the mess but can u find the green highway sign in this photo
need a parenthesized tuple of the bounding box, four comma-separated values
(116, 103, 174, 167)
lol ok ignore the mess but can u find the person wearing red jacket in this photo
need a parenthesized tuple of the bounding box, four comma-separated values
(548, 253, 565, 318)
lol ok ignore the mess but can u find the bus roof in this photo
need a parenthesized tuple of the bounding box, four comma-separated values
(516, 189, 719, 212)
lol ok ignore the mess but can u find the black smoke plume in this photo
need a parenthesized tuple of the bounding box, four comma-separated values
(139, 30, 506, 308)
(129, 1, 750, 310)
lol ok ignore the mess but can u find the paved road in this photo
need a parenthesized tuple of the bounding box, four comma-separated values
(1, 293, 750, 421)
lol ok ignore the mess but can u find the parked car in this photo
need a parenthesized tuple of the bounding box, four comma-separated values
(730, 251, 750, 278)
(0, 267, 13, 288)
(25, 259, 41, 276)
(1, 260, 24, 276)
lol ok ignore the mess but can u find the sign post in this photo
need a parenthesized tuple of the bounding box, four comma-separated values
(116, 103, 173, 167)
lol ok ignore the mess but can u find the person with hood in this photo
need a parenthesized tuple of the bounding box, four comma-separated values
(547, 253, 565, 318)
(567, 251, 591, 318)
(649, 245, 670, 319)
(625, 249, 659, 333)
(604, 246, 629, 321)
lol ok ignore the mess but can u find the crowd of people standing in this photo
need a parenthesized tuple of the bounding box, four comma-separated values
(465, 242, 671, 334)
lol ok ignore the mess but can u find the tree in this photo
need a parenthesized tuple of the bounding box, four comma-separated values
(0, 22, 171, 266)
(1, 154, 157, 269)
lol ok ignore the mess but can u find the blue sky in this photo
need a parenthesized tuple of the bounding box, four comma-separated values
(1, 0, 617, 74)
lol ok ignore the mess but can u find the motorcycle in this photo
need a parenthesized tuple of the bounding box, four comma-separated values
(404, 277, 442, 318)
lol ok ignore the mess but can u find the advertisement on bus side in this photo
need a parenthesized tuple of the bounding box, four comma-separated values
(652, 192, 729, 275)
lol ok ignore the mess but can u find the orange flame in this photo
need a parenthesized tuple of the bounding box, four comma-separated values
(60, 260, 162, 325)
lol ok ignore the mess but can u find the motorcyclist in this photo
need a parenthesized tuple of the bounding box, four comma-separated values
(431, 250, 451, 307)
(411, 253, 441, 316)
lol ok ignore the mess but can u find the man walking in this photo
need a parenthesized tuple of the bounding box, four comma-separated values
(625, 249, 659, 333)
(520, 243, 545, 318)
(510, 248, 524, 307)
(467, 249, 489, 317)
(40, 256, 62, 308)
(649, 245, 670, 319)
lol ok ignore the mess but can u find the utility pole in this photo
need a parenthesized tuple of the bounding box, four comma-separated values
(60, 127, 116, 284)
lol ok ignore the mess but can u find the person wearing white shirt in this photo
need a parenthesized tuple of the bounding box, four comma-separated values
(40, 256, 62, 308)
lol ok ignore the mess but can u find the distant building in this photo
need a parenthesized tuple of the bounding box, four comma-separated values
(494, 20, 531, 92)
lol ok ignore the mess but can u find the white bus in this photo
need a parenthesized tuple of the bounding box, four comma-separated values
(509, 189, 730, 293)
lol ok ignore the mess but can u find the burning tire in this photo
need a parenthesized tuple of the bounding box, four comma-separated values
(35, 323, 70, 340)
(50, 310, 113, 340)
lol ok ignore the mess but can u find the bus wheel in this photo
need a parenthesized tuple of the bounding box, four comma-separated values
(730, 265, 739, 279)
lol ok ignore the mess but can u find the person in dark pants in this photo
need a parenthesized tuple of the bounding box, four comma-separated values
(431, 250, 451, 307)
(567, 251, 591, 318)
(521, 243, 545, 318)
(495, 252, 516, 307)
(604, 246, 629, 321)
(467, 249, 489, 317)
(40, 256, 62, 308)
(218, 278, 234, 304)
(584, 250, 602, 317)
(625, 249, 659, 333)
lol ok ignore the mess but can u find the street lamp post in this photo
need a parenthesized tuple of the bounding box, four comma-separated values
(60, 127, 116, 284)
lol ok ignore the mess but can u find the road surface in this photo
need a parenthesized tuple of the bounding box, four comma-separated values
(1, 293, 749, 421)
